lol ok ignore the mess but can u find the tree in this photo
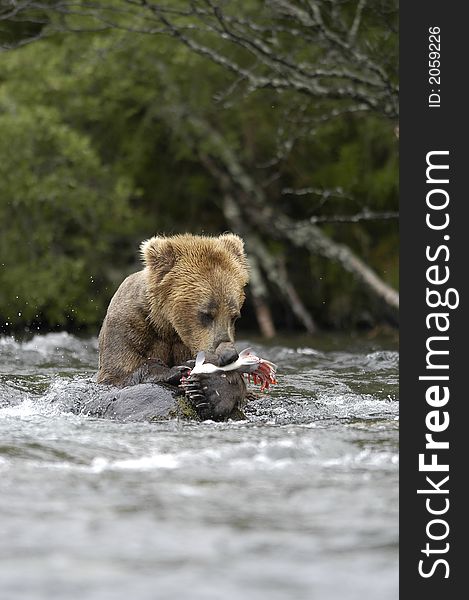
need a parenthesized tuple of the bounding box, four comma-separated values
(0, 88, 134, 330)
(0, 0, 399, 333)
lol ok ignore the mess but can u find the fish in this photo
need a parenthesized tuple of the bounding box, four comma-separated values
(188, 348, 278, 391)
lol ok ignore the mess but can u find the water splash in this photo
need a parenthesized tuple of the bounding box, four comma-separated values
(0, 333, 398, 600)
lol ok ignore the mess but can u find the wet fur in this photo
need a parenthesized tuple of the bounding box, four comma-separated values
(97, 233, 248, 386)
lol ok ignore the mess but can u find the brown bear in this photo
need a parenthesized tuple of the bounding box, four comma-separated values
(95, 233, 250, 420)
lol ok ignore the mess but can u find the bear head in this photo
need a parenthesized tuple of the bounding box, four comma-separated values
(141, 233, 249, 358)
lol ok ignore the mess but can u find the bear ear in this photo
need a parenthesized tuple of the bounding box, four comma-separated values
(140, 236, 177, 281)
(219, 233, 246, 260)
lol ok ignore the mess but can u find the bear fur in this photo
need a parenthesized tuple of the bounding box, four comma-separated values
(96, 233, 250, 420)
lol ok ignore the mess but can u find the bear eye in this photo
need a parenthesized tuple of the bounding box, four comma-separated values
(199, 311, 215, 327)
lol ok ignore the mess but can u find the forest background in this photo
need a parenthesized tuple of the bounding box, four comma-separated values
(0, 0, 399, 338)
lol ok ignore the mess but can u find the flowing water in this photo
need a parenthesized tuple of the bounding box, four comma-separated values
(0, 332, 398, 600)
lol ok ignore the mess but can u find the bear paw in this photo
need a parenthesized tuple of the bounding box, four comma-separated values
(180, 371, 246, 421)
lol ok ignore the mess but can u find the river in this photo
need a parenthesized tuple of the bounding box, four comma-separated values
(0, 332, 398, 600)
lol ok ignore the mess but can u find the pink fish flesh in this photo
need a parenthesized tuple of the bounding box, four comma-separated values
(188, 348, 278, 391)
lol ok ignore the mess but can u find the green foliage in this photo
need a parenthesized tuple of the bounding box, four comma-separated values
(0, 1, 398, 332)
(0, 94, 134, 331)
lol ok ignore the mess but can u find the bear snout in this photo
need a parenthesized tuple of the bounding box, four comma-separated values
(215, 342, 239, 367)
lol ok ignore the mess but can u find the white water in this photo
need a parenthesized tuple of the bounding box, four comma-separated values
(0, 333, 398, 600)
